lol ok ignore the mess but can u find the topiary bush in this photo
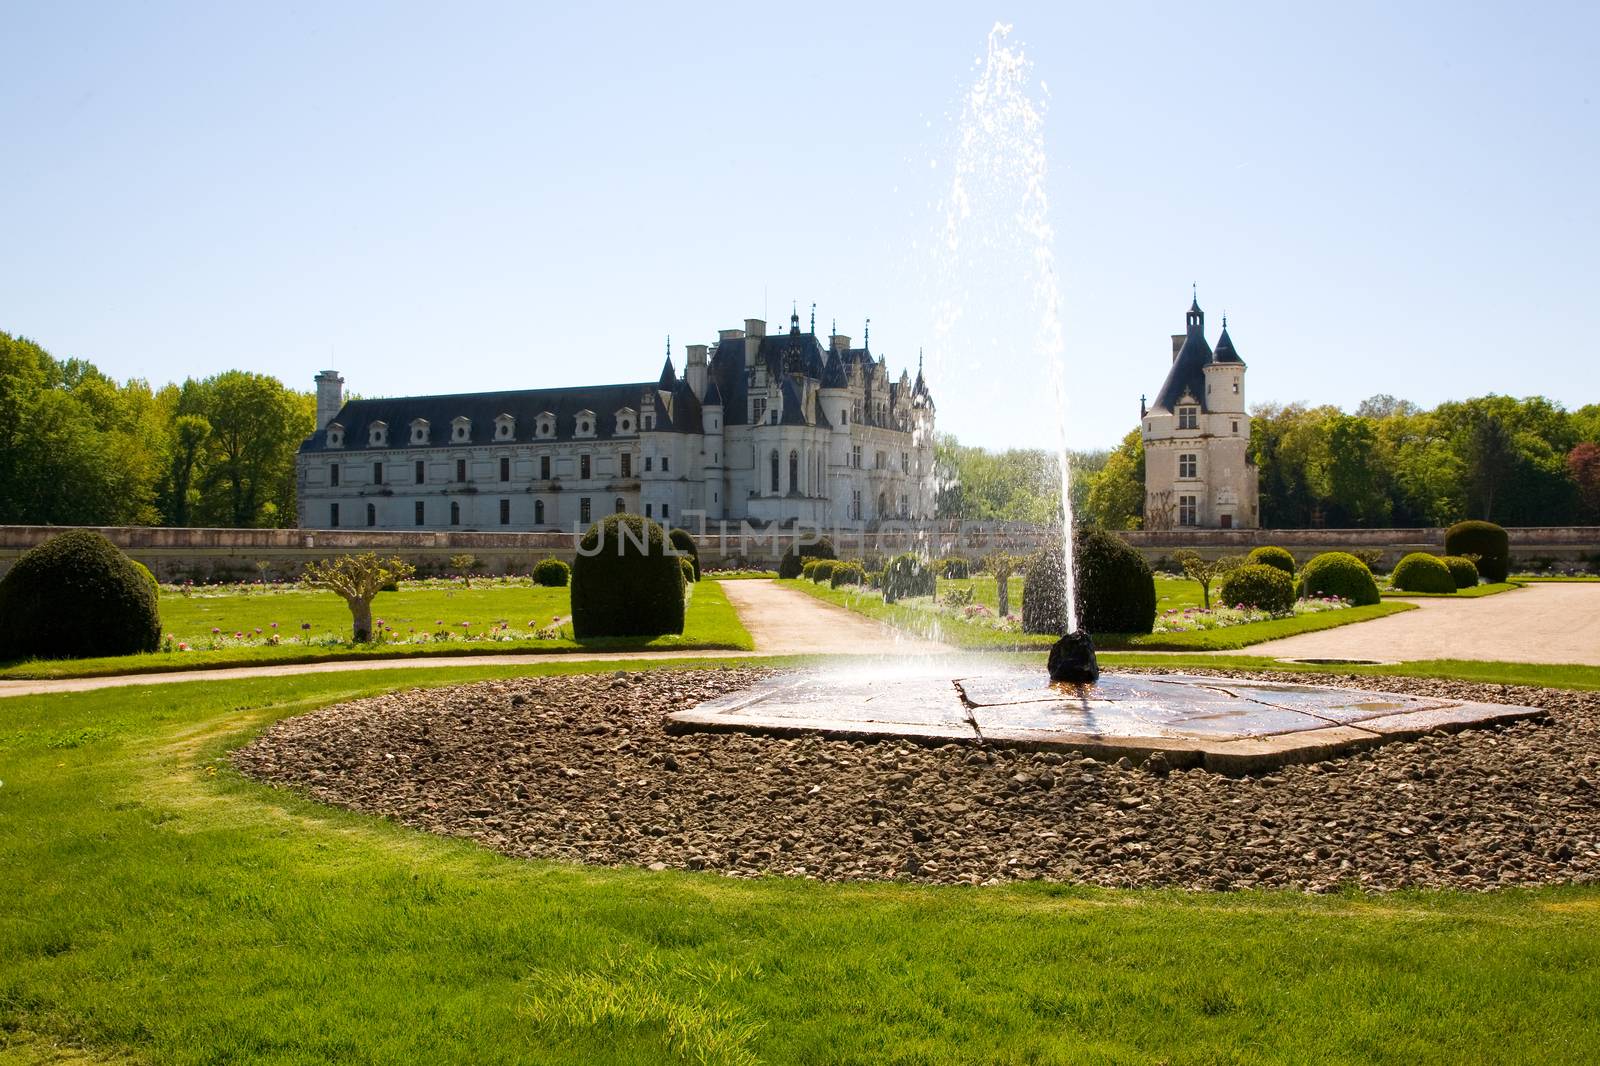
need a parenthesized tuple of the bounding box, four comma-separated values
(940, 556, 971, 579)
(1390, 552, 1457, 594)
(679, 556, 696, 585)
(1295, 551, 1381, 606)
(570, 514, 684, 638)
(1218, 563, 1295, 613)
(1022, 529, 1157, 635)
(809, 559, 839, 584)
(1445, 520, 1509, 582)
(1246, 545, 1296, 576)
(0, 529, 161, 661)
(800, 559, 821, 581)
(668, 528, 700, 581)
(1441, 555, 1480, 589)
(882, 553, 936, 603)
(778, 536, 835, 579)
(131, 560, 160, 600)
(830, 561, 867, 588)
(532, 557, 570, 587)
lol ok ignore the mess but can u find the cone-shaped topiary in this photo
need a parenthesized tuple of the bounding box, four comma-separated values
(1391, 552, 1457, 593)
(1441, 555, 1480, 589)
(532, 557, 570, 587)
(0, 529, 161, 660)
(778, 536, 835, 579)
(571, 514, 685, 638)
(1022, 529, 1157, 635)
(883, 553, 936, 603)
(1296, 551, 1381, 605)
(1246, 545, 1296, 576)
(1219, 563, 1295, 613)
(1444, 520, 1509, 582)
(667, 528, 700, 581)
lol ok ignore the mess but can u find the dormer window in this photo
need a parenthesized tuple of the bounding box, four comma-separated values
(614, 407, 636, 435)
(1178, 406, 1198, 430)
(574, 410, 596, 438)
(536, 411, 556, 439)
(494, 413, 515, 440)
(326, 421, 345, 448)
(643, 414, 654, 431)
(368, 421, 388, 447)
(451, 416, 471, 442)
(409, 418, 430, 445)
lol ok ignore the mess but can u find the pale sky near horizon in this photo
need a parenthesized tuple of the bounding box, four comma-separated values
(3, 1, 1595, 449)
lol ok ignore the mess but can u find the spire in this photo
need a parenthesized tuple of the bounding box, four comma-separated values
(864, 317, 871, 349)
(810, 303, 816, 334)
(658, 340, 677, 388)
(790, 301, 800, 334)
(1185, 290, 1204, 335)
(1214, 317, 1242, 363)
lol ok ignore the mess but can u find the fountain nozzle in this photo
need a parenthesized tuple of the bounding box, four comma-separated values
(1048, 631, 1099, 685)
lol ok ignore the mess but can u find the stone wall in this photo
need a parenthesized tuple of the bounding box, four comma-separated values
(0, 523, 1595, 581)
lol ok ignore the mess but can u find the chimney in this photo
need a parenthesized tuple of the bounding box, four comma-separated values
(1171, 335, 1184, 363)
(744, 318, 766, 367)
(686, 344, 708, 397)
(830, 333, 851, 353)
(314, 370, 344, 429)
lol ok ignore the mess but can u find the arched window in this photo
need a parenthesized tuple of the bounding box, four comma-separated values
(534, 499, 545, 524)
(450, 501, 460, 526)
(788, 450, 799, 493)
(614, 497, 625, 514)
(769, 450, 780, 493)
(877, 492, 887, 517)
(366, 502, 376, 527)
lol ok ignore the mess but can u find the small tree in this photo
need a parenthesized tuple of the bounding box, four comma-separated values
(1173, 549, 1242, 609)
(449, 553, 478, 587)
(302, 553, 415, 642)
(988, 552, 1023, 618)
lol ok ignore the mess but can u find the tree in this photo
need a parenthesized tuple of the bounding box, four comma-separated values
(986, 552, 1023, 618)
(1317, 415, 1391, 526)
(184, 371, 313, 528)
(1570, 443, 1600, 523)
(450, 553, 478, 585)
(301, 553, 415, 642)
(1173, 549, 1242, 609)
(1083, 430, 1144, 529)
(166, 414, 212, 527)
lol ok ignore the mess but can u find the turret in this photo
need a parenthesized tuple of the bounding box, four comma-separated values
(315, 370, 344, 429)
(1204, 317, 1246, 418)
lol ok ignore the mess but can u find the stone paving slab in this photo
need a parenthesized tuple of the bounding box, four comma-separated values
(666, 668, 1548, 774)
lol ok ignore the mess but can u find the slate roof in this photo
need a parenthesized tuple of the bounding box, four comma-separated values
(299, 383, 655, 452)
(1213, 326, 1243, 364)
(1151, 321, 1214, 414)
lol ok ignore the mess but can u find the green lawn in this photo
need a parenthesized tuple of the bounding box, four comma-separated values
(783, 579, 1416, 652)
(2, 658, 1598, 1064)
(0, 580, 752, 680)
(1383, 581, 1523, 599)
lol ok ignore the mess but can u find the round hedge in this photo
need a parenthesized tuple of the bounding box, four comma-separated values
(667, 528, 700, 581)
(1390, 552, 1457, 594)
(570, 514, 684, 638)
(1295, 551, 1380, 606)
(678, 556, 696, 585)
(0, 529, 161, 661)
(778, 536, 835, 579)
(809, 559, 840, 584)
(1441, 555, 1480, 589)
(1022, 529, 1157, 635)
(882, 553, 936, 603)
(1219, 563, 1295, 613)
(830, 561, 867, 588)
(1246, 545, 1296, 576)
(800, 559, 821, 580)
(131, 560, 161, 599)
(532, 557, 570, 587)
(1445, 520, 1509, 582)
(941, 557, 971, 579)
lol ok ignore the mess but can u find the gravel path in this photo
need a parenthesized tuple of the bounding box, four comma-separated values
(233, 667, 1600, 892)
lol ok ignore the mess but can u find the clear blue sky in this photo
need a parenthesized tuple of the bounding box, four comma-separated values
(4, 1, 1595, 449)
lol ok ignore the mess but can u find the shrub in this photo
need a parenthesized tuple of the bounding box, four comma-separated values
(800, 559, 821, 580)
(1022, 529, 1156, 635)
(667, 528, 700, 581)
(532, 556, 570, 587)
(809, 559, 840, 584)
(302, 553, 417, 642)
(1390, 552, 1457, 594)
(1246, 545, 1296, 576)
(778, 536, 835, 579)
(679, 556, 696, 585)
(1441, 555, 1480, 589)
(882, 553, 936, 603)
(1295, 551, 1381, 606)
(830, 561, 867, 588)
(0, 530, 162, 661)
(1445, 520, 1509, 582)
(1218, 563, 1295, 613)
(131, 560, 160, 599)
(570, 514, 685, 638)
(940, 556, 971, 579)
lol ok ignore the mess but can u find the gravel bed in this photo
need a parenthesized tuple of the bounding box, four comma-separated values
(232, 667, 1600, 891)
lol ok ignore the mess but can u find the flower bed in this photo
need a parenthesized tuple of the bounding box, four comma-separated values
(1152, 595, 1349, 634)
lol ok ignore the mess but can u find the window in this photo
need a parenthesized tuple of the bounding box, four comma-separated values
(620, 452, 631, 478)
(770, 450, 780, 493)
(789, 450, 798, 491)
(1179, 495, 1198, 526)
(661, 503, 670, 518)
(841, 408, 847, 425)
(453, 419, 470, 442)
(901, 452, 909, 473)
(499, 499, 510, 525)
(366, 503, 376, 527)
(534, 499, 545, 524)
(456, 458, 467, 482)
(899, 493, 908, 517)
(330, 463, 340, 487)
(415, 501, 425, 526)
(645, 456, 653, 472)
(330, 502, 340, 527)
(415, 460, 425, 484)
(661, 456, 669, 473)
(877, 491, 887, 516)
(850, 490, 862, 520)
(614, 497, 625, 514)
(645, 503, 652, 517)
(369, 423, 387, 447)
(1178, 406, 1198, 430)
(851, 445, 862, 469)
(499, 457, 510, 482)
(579, 497, 592, 524)
(752, 397, 767, 423)
(1232, 420, 1239, 434)
(875, 450, 887, 470)
(580, 454, 591, 479)
(643, 415, 653, 431)
(373, 461, 383, 485)
(540, 455, 550, 480)
(450, 501, 460, 526)
(1178, 453, 1198, 479)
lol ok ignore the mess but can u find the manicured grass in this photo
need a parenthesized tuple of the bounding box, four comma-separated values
(1383, 582, 1523, 599)
(3, 659, 1599, 1064)
(0, 580, 752, 680)
(782, 579, 1416, 652)
(1515, 574, 1600, 582)
(943, 573, 1204, 613)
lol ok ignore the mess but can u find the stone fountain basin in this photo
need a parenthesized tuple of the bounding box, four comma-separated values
(665, 669, 1546, 775)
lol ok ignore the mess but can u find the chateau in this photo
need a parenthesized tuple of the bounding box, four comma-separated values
(295, 309, 936, 532)
(1140, 296, 1259, 528)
